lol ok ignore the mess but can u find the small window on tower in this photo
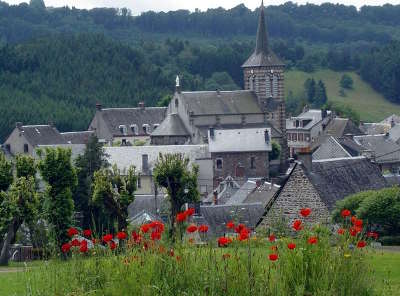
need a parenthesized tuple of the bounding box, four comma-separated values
(266, 75, 272, 98)
(216, 158, 223, 170)
(249, 76, 255, 91)
(272, 74, 279, 97)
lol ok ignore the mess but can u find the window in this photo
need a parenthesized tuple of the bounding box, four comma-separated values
(24, 144, 29, 153)
(153, 124, 159, 130)
(266, 75, 272, 97)
(298, 133, 304, 141)
(250, 157, 256, 169)
(264, 130, 270, 143)
(119, 125, 127, 135)
(137, 175, 141, 188)
(121, 139, 127, 146)
(142, 154, 149, 172)
(142, 124, 150, 134)
(249, 76, 255, 91)
(130, 124, 138, 135)
(272, 74, 279, 97)
(216, 158, 223, 170)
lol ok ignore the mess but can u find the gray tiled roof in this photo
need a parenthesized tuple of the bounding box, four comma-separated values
(380, 114, 400, 125)
(388, 124, 400, 144)
(360, 123, 390, 135)
(242, 181, 280, 207)
(99, 107, 167, 137)
(178, 91, 262, 116)
(151, 113, 189, 137)
(313, 136, 351, 161)
(127, 194, 168, 219)
(354, 135, 400, 163)
(61, 131, 94, 144)
(19, 125, 67, 146)
(338, 137, 366, 157)
(307, 157, 388, 210)
(324, 118, 364, 137)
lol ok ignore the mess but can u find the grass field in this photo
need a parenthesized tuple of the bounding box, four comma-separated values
(0, 249, 399, 296)
(285, 69, 400, 122)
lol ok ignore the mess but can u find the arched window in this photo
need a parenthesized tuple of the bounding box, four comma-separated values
(249, 76, 255, 91)
(272, 74, 279, 97)
(266, 75, 272, 98)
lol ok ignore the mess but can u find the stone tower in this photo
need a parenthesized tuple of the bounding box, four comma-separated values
(242, 1, 288, 171)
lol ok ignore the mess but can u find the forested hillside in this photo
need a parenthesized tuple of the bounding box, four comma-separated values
(0, 1, 400, 142)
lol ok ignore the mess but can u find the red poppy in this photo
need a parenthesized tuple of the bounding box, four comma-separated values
(109, 241, 117, 250)
(235, 224, 246, 234)
(117, 232, 128, 240)
(341, 209, 351, 218)
(169, 249, 175, 257)
(80, 241, 88, 253)
(270, 245, 278, 251)
(226, 221, 235, 229)
(218, 237, 233, 247)
(92, 238, 99, 245)
(357, 240, 367, 248)
(292, 220, 303, 231)
(337, 228, 345, 235)
(102, 234, 113, 243)
(268, 234, 276, 242)
(186, 224, 198, 233)
(351, 216, 357, 225)
(367, 232, 379, 240)
(67, 227, 79, 237)
(238, 228, 250, 241)
(82, 229, 92, 238)
(269, 253, 278, 261)
(198, 225, 209, 233)
(132, 231, 142, 244)
(300, 208, 311, 217)
(349, 226, 360, 237)
(151, 230, 161, 241)
(287, 243, 296, 250)
(222, 253, 231, 259)
(150, 221, 165, 233)
(354, 219, 363, 227)
(176, 212, 187, 223)
(141, 224, 151, 233)
(71, 239, 80, 247)
(307, 236, 318, 245)
(185, 208, 195, 216)
(61, 243, 71, 253)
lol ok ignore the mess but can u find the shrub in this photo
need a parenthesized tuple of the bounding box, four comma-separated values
(379, 236, 400, 246)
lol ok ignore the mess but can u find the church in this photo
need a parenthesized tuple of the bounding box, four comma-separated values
(151, 1, 288, 182)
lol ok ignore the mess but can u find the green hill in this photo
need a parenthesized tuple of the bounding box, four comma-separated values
(285, 69, 400, 122)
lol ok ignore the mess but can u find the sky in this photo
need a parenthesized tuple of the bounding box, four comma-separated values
(4, 0, 400, 15)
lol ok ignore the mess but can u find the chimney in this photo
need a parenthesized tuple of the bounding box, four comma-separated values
(216, 89, 220, 96)
(297, 147, 313, 171)
(96, 103, 102, 111)
(138, 102, 145, 110)
(303, 105, 309, 113)
(209, 127, 215, 139)
(16, 122, 23, 129)
(175, 75, 181, 94)
(213, 190, 218, 205)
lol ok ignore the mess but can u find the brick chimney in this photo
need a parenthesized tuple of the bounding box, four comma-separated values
(297, 147, 312, 172)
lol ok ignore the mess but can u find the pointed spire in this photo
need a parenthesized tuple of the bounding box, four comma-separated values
(255, 0, 269, 55)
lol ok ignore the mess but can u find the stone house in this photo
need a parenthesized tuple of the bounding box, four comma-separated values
(257, 154, 388, 230)
(89, 102, 167, 146)
(150, 2, 288, 174)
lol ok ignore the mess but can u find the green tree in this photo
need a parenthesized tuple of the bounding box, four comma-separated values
(74, 135, 109, 229)
(91, 165, 137, 232)
(29, 0, 45, 10)
(0, 177, 39, 265)
(269, 141, 281, 161)
(15, 154, 36, 179)
(340, 74, 354, 89)
(304, 78, 316, 104)
(313, 80, 328, 107)
(0, 152, 13, 192)
(153, 153, 199, 237)
(38, 148, 77, 251)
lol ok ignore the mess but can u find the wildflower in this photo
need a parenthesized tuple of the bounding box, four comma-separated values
(71, 239, 80, 247)
(140, 224, 151, 233)
(270, 245, 278, 251)
(169, 249, 175, 257)
(235, 224, 246, 234)
(268, 234, 276, 242)
(176, 256, 181, 262)
(341, 209, 351, 218)
(83, 229, 92, 238)
(287, 243, 296, 250)
(218, 237, 232, 247)
(117, 232, 128, 240)
(151, 230, 161, 241)
(92, 238, 98, 245)
(238, 228, 250, 241)
(186, 224, 198, 233)
(80, 241, 88, 253)
(61, 243, 71, 253)
(349, 227, 360, 237)
(344, 253, 351, 258)
(222, 253, 231, 260)
(226, 221, 235, 229)
(300, 208, 311, 217)
(185, 208, 195, 216)
(354, 219, 363, 227)
(337, 228, 346, 235)
(67, 227, 79, 237)
(150, 221, 165, 233)
(269, 253, 278, 261)
(307, 236, 318, 245)
(103, 234, 113, 243)
(351, 216, 357, 225)
(176, 212, 187, 223)
(357, 241, 367, 248)
(292, 219, 303, 231)
(198, 224, 209, 233)
(188, 238, 194, 244)
(367, 232, 379, 240)
(132, 231, 142, 243)
(109, 241, 117, 250)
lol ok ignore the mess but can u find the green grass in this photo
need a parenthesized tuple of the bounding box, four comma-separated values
(285, 69, 400, 122)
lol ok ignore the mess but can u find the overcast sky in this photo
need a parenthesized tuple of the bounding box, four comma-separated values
(4, 0, 400, 14)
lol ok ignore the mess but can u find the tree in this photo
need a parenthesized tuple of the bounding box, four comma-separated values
(153, 153, 200, 237)
(91, 165, 137, 232)
(340, 74, 354, 89)
(16, 154, 36, 179)
(313, 80, 328, 107)
(0, 177, 39, 265)
(38, 148, 77, 251)
(29, 0, 45, 10)
(269, 141, 281, 161)
(74, 135, 109, 228)
(304, 78, 316, 103)
(0, 152, 12, 192)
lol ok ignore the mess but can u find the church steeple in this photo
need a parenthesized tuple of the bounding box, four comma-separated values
(255, 0, 269, 55)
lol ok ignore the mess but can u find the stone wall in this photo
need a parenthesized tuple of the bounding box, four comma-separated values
(258, 163, 330, 230)
(151, 135, 189, 146)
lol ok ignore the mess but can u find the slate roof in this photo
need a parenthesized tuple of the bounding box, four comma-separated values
(324, 118, 364, 137)
(306, 157, 388, 210)
(242, 181, 280, 207)
(178, 91, 262, 116)
(338, 137, 366, 157)
(354, 135, 400, 163)
(203, 176, 240, 205)
(313, 136, 351, 160)
(225, 180, 258, 205)
(151, 113, 189, 137)
(388, 124, 400, 144)
(196, 122, 281, 139)
(97, 107, 167, 137)
(61, 131, 94, 144)
(380, 114, 400, 126)
(127, 194, 168, 219)
(18, 125, 67, 146)
(286, 109, 328, 130)
(360, 123, 390, 135)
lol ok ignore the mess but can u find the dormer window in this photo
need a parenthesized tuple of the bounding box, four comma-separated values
(142, 124, 150, 135)
(153, 124, 159, 130)
(119, 125, 127, 135)
(130, 124, 138, 135)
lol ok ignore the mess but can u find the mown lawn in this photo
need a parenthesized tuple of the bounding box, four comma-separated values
(285, 69, 400, 122)
(0, 249, 399, 296)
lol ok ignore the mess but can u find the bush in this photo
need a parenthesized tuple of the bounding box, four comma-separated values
(379, 236, 400, 246)
(340, 74, 354, 89)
